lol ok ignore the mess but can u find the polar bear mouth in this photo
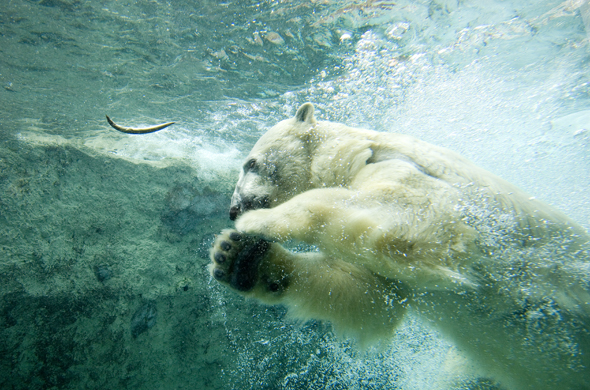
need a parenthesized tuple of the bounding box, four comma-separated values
(229, 196, 270, 221)
(229, 206, 240, 221)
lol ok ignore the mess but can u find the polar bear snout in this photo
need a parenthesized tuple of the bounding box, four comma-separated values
(230, 165, 276, 220)
(229, 195, 270, 220)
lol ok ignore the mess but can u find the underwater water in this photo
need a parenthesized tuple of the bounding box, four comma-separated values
(0, 0, 589, 389)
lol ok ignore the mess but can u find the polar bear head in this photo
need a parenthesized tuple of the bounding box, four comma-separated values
(229, 103, 317, 220)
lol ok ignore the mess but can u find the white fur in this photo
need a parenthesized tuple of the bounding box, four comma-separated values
(217, 103, 590, 389)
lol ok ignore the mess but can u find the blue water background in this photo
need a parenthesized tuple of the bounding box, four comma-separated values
(1, 1, 589, 389)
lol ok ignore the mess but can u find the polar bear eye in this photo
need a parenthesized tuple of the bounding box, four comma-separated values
(245, 159, 257, 171)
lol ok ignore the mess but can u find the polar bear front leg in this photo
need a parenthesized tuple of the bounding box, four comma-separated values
(235, 188, 354, 243)
(209, 228, 409, 343)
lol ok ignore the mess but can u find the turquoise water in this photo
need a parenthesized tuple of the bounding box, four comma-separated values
(0, 0, 589, 389)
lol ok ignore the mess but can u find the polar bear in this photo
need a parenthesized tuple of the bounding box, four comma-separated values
(209, 103, 590, 389)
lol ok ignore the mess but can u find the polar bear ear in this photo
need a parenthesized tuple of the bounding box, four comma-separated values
(295, 103, 316, 124)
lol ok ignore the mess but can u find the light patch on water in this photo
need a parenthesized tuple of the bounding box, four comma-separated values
(16, 124, 243, 186)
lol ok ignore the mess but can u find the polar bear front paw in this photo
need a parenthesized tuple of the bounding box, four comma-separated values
(209, 229, 270, 292)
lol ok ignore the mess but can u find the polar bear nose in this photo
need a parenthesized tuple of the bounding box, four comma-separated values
(229, 205, 240, 221)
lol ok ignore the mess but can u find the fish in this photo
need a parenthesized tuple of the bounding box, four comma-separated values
(105, 115, 175, 134)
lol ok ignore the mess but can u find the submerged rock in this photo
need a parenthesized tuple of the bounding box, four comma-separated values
(95, 264, 112, 283)
(161, 184, 227, 235)
(130, 301, 157, 338)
